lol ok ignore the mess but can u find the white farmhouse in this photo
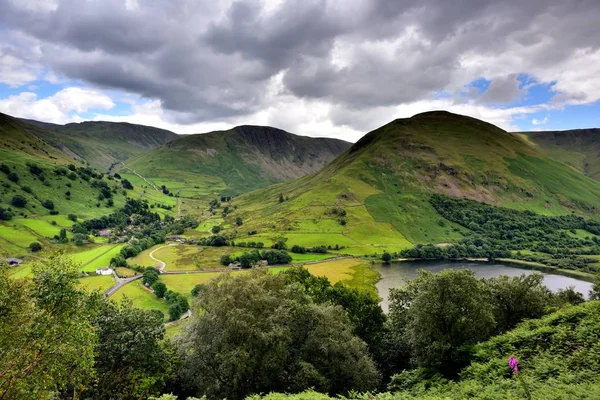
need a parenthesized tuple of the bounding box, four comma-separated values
(95, 267, 114, 276)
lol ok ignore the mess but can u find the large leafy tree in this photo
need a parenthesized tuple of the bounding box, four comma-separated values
(0, 256, 97, 399)
(281, 267, 387, 363)
(485, 273, 551, 333)
(85, 299, 175, 399)
(178, 270, 380, 399)
(387, 269, 495, 375)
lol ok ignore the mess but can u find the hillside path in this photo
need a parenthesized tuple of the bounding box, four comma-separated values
(121, 162, 160, 191)
(150, 243, 176, 271)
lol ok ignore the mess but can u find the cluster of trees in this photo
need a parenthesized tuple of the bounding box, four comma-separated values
(177, 270, 380, 399)
(142, 267, 189, 321)
(384, 269, 584, 378)
(291, 244, 328, 254)
(196, 235, 229, 247)
(0, 163, 19, 184)
(0, 256, 595, 399)
(0, 256, 175, 399)
(233, 240, 265, 248)
(0, 206, 12, 221)
(399, 194, 600, 271)
(220, 249, 292, 267)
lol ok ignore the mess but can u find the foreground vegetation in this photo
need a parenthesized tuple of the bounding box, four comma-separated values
(2, 253, 598, 399)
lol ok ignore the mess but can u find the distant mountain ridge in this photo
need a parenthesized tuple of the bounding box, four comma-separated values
(120, 125, 352, 197)
(517, 128, 600, 181)
(20, 117, 179, 170)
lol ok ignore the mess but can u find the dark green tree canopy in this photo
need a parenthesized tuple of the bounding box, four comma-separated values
(178, 270, 380, 399)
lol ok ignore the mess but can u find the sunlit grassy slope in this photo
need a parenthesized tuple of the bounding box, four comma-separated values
(227, 111, 600, 255)
(0, 113, 138, 258)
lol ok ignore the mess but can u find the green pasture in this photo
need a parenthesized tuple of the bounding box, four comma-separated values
(79, 275, 116, 293)
(112, 280, 170, 321)
(69, 244, 125, 272)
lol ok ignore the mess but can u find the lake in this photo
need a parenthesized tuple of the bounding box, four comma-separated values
(373, 260, 594, 312)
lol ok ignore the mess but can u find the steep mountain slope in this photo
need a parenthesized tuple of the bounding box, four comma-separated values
(0, 113, 77, 164)
(118, 125, 351, 198)
(517, 129, 600, 180)
(225, 111, 600, 254)
(22, 117, 178, 171)
(0, 114, 143, 257)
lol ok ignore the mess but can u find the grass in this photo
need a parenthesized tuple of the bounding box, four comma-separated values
(272, 257, 379, 295)
(115, 267, 136, 278)
(8, 263, 33, 278)
(112, 280, 170, 321)
(0, 224, 40, 248)
(148, 244, 199, 271)
(165, 319, 188, 339)
(290, 253, 335, 262)
(12, 218, 65, 238)
(159, 272, 224, 298)
(79, 275, 116, 293)
(69, 244, 126, 272)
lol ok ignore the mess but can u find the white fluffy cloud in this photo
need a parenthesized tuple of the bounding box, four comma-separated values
(0, 87, 114, 123)
(532, 116, 549, 125)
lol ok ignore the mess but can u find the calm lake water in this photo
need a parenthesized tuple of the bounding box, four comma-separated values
(372, 260, 594, 312)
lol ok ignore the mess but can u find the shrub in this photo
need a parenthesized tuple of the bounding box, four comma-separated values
(7, 172, 18, 183)
(27, 163, 43, 175)
(211, 225, 221, 234)
(11, 195, 27, 208)
(0, 207, 13, 221)
(291, 245, 307, 254)
(121, 179, 133, 190)
(220, 254, 233, 266)
(382, 252, 392, 263)
(152, 282, 167, 298)
(21, 186, 32, 194)
(271, 240, 287, 250)
(41, 200, 55, 210)
(68, 214, 77, 222)
(29, 242, 42, 252)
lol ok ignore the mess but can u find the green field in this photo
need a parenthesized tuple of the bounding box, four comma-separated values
(12, 218, 65, 238)
(79, 275, 116, 293)
(159, 272, 224, 298)
(69, 244, 126, 272)
(0, 224, 40, 248)
(112, 280, 170, 321)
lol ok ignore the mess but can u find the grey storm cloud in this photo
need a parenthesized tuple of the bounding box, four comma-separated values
(478, 74, 524, 104)
(1, 0, 599, 126)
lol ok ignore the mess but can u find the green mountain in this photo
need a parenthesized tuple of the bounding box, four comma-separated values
(517, 128, 600, 180)
(0, 113, 159, 257)
(22, 117, 178, 171)
(118, 125, 351, 199)
(225, 111, 600, 255)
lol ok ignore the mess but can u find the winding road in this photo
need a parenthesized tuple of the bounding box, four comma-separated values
(149, 243, 176, 271)
(104, 274, 142, 297)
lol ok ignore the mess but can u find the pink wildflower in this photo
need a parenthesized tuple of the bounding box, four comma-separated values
(509, 355, 519, 373)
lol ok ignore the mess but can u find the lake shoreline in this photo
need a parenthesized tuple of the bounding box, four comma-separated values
(390, 257, 595, 283)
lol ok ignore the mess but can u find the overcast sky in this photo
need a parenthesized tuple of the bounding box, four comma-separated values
(1, 0, 599, 141)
